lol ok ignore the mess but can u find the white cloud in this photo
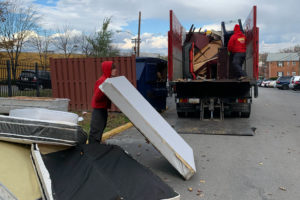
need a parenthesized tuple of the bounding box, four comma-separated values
(114, 32, 167, 54)
(141, 34, 167, 49)
(18, 0, 300, 54)
(50, 29, 82, 39)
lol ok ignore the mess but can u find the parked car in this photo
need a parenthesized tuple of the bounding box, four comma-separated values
(257, 79, 263, 86)
(276, 76, 292, 90)
(261, 79, 270, 87)
(289, 76, 300, 89)
(269, 80, 277, 88)
(16, 70, 51, 90)
(293, 78, 300, 90)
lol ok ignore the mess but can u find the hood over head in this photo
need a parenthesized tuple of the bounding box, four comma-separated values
(234, 24, 241, 33)
(101, 61, 113, 78)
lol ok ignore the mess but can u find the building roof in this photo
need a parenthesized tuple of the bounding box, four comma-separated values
(266, 53, 299, 62)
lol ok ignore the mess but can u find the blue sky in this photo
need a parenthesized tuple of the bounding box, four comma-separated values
(34, 0, 57, 7)
(25, 0, 300, 55)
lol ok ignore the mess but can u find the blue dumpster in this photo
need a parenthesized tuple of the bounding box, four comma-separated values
(136, 57, 168, 112)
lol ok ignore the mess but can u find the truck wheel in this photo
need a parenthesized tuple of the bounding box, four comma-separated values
(177, 112, 185, 118)
(231, 112, 239, 118)
(241, 112, 250, 118)
(18, 86, 24, 91)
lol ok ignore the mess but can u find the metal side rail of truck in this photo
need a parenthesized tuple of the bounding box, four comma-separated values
(168, 6, 259, 120)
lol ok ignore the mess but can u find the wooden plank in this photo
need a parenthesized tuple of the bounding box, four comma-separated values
(73, 59, 81, 110)
(69, 59, 76, 110)
(80, 59, 88, 110)
(49, 58, 58, 98)
(62, 59, 71, 109)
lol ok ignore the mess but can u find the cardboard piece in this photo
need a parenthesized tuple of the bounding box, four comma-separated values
(193, 40, 222, 72)
(100, 76, 196, 180)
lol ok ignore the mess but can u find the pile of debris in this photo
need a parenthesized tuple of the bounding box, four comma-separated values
(0, 76, 197, 199)
(182, 25, 227, 80)
(0, 107, 181, 200)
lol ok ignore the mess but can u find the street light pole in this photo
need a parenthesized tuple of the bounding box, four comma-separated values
(131, 38, 137, 55)
(116, 30, 137, 56)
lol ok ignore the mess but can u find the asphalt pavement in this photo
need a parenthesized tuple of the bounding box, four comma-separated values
(107, 87, 300, 200)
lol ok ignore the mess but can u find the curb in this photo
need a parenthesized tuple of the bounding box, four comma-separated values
(102, 122, 133, 141)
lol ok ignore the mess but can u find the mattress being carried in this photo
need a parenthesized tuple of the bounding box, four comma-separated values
(100, 76, 196, 180)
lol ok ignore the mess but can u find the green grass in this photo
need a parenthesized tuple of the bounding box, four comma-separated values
(75, 111, 130, 134)
(17, 89, 52, 97)
(0, 88, 52, 97)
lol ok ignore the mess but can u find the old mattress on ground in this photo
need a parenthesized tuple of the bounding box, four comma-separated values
(0, 115, 87, 146)
(31, 143, 180, 200)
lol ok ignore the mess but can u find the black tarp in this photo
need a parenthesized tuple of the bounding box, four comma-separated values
(42, 144, 179, 200)
(0, 116, 87, 145)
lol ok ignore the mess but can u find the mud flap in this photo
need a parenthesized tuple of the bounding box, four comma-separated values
(254, 84, 258, 98)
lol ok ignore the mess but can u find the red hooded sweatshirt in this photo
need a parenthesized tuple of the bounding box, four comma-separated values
(227, 24, 246, 53)
(91, 61, 112, 109)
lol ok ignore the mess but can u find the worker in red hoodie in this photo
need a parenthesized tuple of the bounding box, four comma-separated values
(89, 61, 117, 144)
(228, 24, 247, 81)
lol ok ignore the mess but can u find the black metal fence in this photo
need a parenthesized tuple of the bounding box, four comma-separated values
(0, 60, 52, 97)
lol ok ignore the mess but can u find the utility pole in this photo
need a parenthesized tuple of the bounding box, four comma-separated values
(137, 11, 141, 57)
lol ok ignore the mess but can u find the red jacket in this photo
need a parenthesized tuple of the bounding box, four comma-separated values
(91, 61, 112, 109)
(228, 24, 246, 53)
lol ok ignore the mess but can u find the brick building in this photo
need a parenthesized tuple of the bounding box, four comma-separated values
(259, 54, 268, 79)
(266, 53, 300, 78)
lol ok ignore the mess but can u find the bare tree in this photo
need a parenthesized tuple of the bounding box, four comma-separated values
(0, 1, 9, 22)
(293, 45, 300, 53)
(280, 45, 300, 53)
(29, 30, 52, 69)
(79, 32, 92, 57)
(280, 47, 294, 53)
(0, 0, 39, 79)
(53, 25, 80, 58)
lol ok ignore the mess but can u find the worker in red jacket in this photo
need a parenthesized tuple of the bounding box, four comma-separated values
(89, 61, 117, 144)
(228, 24, 247, 81)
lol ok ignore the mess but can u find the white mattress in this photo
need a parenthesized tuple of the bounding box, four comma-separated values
(100, 76, 196, 180)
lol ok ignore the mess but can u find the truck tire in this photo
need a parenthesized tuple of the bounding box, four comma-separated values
(241, 112, 250, 118)
(241, 103, 251, 118)
(177, 112, 185, 118)
(18, 85, 24, 91)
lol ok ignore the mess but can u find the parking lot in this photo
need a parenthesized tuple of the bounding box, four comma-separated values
(107, 87, 300, 200)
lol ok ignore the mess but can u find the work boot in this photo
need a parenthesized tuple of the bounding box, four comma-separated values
(238, 76, 247, 81)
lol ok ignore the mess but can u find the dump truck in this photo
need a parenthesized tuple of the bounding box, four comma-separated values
(168, 6, 259, 120)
